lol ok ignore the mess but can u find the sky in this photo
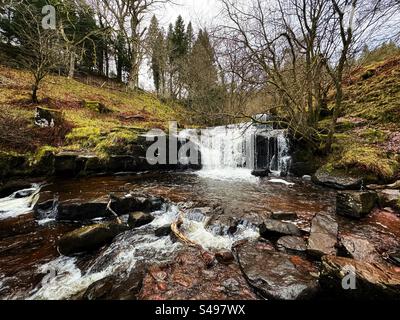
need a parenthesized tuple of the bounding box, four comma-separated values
(140, 0, 221, 89)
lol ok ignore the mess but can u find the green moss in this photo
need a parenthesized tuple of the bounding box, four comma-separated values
(66, 127, 103, 149)
(359, 128, 388, 144)
(95, 129, 139, 156)
(337, 146, 398, 179)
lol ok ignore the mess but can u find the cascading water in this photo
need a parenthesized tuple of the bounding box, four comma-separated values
(182, 120, 291, 179)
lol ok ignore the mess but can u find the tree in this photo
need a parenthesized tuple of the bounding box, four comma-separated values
(4, 0, 61, 103)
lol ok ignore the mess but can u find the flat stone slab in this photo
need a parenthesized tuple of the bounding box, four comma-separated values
(307, 214, 338, 258)
(236, 241, 319, 300)
(277, 236, 308, 255)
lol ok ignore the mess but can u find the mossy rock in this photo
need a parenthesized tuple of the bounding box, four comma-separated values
(0, 152, 30, 178)
(83, 101, 112, 114)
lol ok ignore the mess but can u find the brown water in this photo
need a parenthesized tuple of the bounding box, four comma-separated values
(0, 171, 399, 299)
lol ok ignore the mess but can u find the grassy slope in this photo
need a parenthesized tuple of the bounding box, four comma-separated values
(0, 65, 185, 161)
(319, 55, 400, 181)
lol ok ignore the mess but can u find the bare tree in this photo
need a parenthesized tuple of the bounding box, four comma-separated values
(8, 1, 61, 103)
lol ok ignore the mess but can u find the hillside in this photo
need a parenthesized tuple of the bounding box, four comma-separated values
(0, 65, 187, 177)
(317, 55, 400, 183)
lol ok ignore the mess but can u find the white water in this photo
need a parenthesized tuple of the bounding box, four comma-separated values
(0, 185, 41, 220)
(182, 122, 291, 181)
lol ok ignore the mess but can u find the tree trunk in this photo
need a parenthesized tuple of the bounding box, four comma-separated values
(68, 52, 76, 79)
(32, 82, 39, 103)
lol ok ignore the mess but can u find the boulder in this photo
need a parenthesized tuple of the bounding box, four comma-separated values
(259, 219, 302, 240)
(377, 189, 400, 211)
(128, 212, 154, 228)
(320, 255, 400, 300)
(34, 107, 62, 128)
(56, 199, 109, 221)
(155, 224, 172, 237)
(138, 248, 257, 300)
(271, 212, 298, 221)
(336, 191, 378, 218)
(82, 266, 145, 300)
(277, 236, 307, 255)
(312, 168, 362, 190)
(58, 223, 129, 256)
(340, 234, 383, 264)
(235, 241, 319, 300)
(307, 214, 338, 258)
(54, 152, 79, 176)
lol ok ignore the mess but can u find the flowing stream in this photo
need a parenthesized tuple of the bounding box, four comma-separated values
(0, 124, 399, 300)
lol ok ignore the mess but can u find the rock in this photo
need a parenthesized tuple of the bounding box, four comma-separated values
(387, 180, 400, 189)
(82, 266, 145, 300)
(320, 255, 400, 300)
(155, 224, 172, 237)
(0, 181, 34, 198)
(138, 248, 257, 300)
(14, 189, 35, 198)
(312, 168, 362, 190)
(235, 241, 319, 300)
(251, 169, 270, 177)
(56, 199, 109, 221)
(277, 236, 307, 255)
(377, 189, 400, 211)
(128, 212, 154, 228)
(259, 219, 302, 239)
(54, 152, 79, 176)
(307, 214, 338, 258)
(34, 107, 62, 128)
(58, 223, 130, 256)
(83, 101, 111, 114)
(340, 234, 383, 264)
(108, 155, 137, 172)
(388, 252, 400, 267)
(336, 191, 378, 218)
(302, 175, 312, 181)
(366, 184, 386, 190)
(215, 250, 235, 265)
(271, 212, 298, 221)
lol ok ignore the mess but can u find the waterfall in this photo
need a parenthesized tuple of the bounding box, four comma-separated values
(182, 120, 291, 179)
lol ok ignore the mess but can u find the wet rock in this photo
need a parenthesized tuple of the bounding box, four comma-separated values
(0, 213, 37, 238)
(138, 248, 257, 300)
(320, 255, 400, 300)
(251, 169, 270, 177)
(0, 181, 34, 198)
(111, 194, 164, 214)
(259, 219, 302, 240)
(128, 212, 154, 228)
(14, 189, 35, 198)
(235, 241, 319, 300)
(82, 266, 145, 300)
(336, 191, 378, 218)
(388, 252, 400, 267)
(312, 168, 362, 190)
(277, 236, 307, 255)
(271, 212, 298, 221)
(108, 156, 137, 172)
(56, 199, 109, 221)
(302, 175, 312, 181)
(340, 234, 383, 264)
(307, 214, 338, 258)
(58, 223, 130, 256)
(215, 251, 235, 265)
(155, 224, 172, 237)
(387, 180, 400, 189)
(377, 189, 400, 211)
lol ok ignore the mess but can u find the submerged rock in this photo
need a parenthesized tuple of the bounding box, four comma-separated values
(128, 212, 154, 228)
(307, 213, 338, 258)
(58, 223, 129, 256)
(277, 236, 307, 255)
(155, 224, 172, 237)
(336, 191, 378, 218)
(56, 199, 109, 221)
(235, 241, 319, 300)
(271, 212, 298, 221)
(138, 248, 257, 300)
(320, 255, 400, 300)
(312, 168, 362, 190)
(259, 219, 302, 239)
(340, 234, 383, 264)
